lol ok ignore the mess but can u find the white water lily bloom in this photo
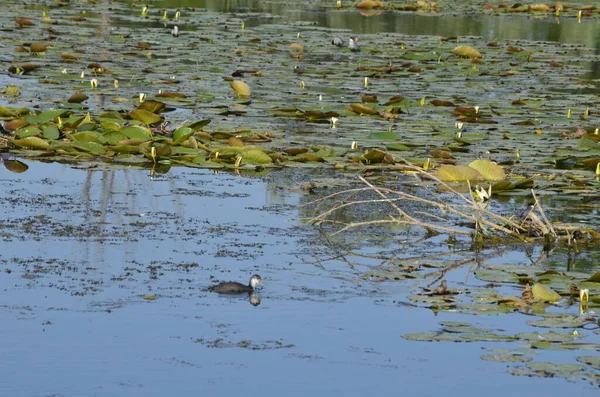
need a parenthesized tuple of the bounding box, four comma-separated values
(139, 92, 146, 102)
(330, 117, 338, 128)
(580, 288, 589, 303)
(474, 185, 491, 202)
(90, 78, 98, 89)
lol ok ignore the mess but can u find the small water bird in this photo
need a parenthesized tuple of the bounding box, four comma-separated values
(208, 274, 263, 294)
(331, 37, 344, 47)
(348, 37, 360, 52)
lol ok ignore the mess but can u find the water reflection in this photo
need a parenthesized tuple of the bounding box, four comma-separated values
(249, 292, 261, 306)
(161, 0, 600, 47)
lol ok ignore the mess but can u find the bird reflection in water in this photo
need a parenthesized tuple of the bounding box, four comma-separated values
(249, 292, 261, 306)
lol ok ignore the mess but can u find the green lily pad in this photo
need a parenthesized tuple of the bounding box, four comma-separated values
(12, 136, 50, 150)
(173, 127, 194, 145)
(42, 124, 60, 140)
(436, 165, 483, 182)
(240, 149, 272, 165)
(577, 356, 600, 370)
(527, 316, 588, 329)
(468, 159, 506, 181)
(130, 109, 163, 125)
(121, 126, 152, 141)
(481, 353, 533, 363)
(531, 283, 561, 302)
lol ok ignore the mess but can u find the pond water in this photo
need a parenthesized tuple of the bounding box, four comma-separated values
(1, 0, 600, 394)
(164, 0, 600, 47)
(1, 160, 599, 396)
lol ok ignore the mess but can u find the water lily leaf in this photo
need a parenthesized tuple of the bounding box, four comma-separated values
(364, 149, 393, 164)
(517, 330, 583, 343)
(288, 43, 304, 52)
(531, 283, 561, 302)
(154, 143, 172, 158)
(30, 42, 47, 53)
(186, 119, 211, 131)
(138, 100, 165, 114)
(0, 106, 29, 119)
(121, 126, 152, 141)
(372, 132, 399, 141)
(312, 146, 335, 157)
(230, 80, 251, 98)
(41, 125, 60, 140)
(3, 159, 29, 173)
(303, 111, 339, 121)
(527, 316, 587, 328)
(240, 149, 272, 165)
(481, 353, 532, 363)
(451, 45, 481, 58)
(77, 122, 98, 132)
(73, 141, 106, 154)
(4, 119, 28, 131)
(468, 159, 506, 181)
(61, 52, 78, 61)
(103, 131, 128, 145)
(587, 270, 600, 283)
(383, 95, 405, 106)
(491, 180, 514, 191)
(173, 127, 194, 145)
(530, 341, 600, 351)
(67, 93, 88, 103)
(524, 362, 586, 379)
(577, 356, 600, 370)
(295, 153, 325, 162)
(529, 4, 551, 12)
(350, 103, 378, 115)
(156, 92, 187, 99)
(356, 0, 384, 9)
(130, 109, 163, 125)
(436, 165, 484, 182)
(100, 121, 123, 132)
(109, 145, 143, 154)
(284, 147, 308, 156)
(72, 131, 103, 144)
(26, 109, 68, 124)
(386, 143, 411, 151)
(15, 126, 41, 138)
(12, 136, 50, 150)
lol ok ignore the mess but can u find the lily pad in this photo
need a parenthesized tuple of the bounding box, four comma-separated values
(468, 159, 506, 181)
(531, 283, 561, 302)
(231, 80, 251, 98)
(130, 109, 163, 126)
(12, 136, 50, 150)
(436, 165, 483, 182)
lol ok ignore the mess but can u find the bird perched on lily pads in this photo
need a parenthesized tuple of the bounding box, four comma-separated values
(348, 37, 360, 52)
(331, 37, 344, 47)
